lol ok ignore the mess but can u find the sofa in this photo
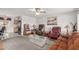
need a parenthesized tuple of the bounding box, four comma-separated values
(49, 32, 79, 50)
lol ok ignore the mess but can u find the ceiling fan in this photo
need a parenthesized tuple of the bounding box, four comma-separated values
(30, 8, 46, 16)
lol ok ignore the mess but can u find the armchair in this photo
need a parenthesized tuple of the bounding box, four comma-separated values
(23, 24, 31, 35)
(48, 27, 61, 39)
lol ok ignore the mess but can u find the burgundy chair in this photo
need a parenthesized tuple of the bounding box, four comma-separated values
(48, 27, 61, 39)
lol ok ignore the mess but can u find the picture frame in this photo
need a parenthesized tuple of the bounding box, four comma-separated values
(47, 16, 57, 25)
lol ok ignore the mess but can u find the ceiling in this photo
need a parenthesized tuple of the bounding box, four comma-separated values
(0, 8, 77, 17)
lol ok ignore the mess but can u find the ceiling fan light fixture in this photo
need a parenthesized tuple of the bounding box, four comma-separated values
(36, 12, 40, 15)
(29, 8, 46, 16)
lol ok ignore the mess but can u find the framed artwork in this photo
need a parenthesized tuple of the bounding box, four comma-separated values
(47, 16, 57, 25)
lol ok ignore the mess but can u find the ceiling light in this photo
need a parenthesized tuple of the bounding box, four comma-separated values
(36, 12, 40, 15)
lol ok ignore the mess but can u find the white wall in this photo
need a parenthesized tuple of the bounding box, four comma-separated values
(36, 12, 77, 34)
(6, 16, 36, 35)
(0, 16, 14, 33)
(0, 15, 36, 36)
(0, 11, 77, 35)
(21, 16, 36, 35)
(77, 14, 79, 31)
(6, 17, 14, 33)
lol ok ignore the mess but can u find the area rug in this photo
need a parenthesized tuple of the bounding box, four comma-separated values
(30, 35, 47, 47)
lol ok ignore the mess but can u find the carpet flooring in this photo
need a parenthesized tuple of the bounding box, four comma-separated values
(0, 36, 55, 50)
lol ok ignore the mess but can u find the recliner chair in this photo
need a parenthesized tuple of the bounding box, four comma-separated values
(48, 27, 61, 39)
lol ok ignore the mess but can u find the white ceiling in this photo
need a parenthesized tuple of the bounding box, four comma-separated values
(0, 8, 77, 17)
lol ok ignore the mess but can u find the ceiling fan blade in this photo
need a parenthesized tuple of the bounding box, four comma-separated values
(40, 11, 46, 13)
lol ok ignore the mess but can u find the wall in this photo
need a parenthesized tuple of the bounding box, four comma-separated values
(77, 14, 79, 31)
(36, 12, 77, 34)
(0, 11, 77, 35)
(0, 15, 36, 36)
(0, 16, 14, 33)
(6, 17, 14, 33)
(7, 16, 36, 35)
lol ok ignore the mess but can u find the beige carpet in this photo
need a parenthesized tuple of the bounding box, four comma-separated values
(2, 36, 55, 50)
